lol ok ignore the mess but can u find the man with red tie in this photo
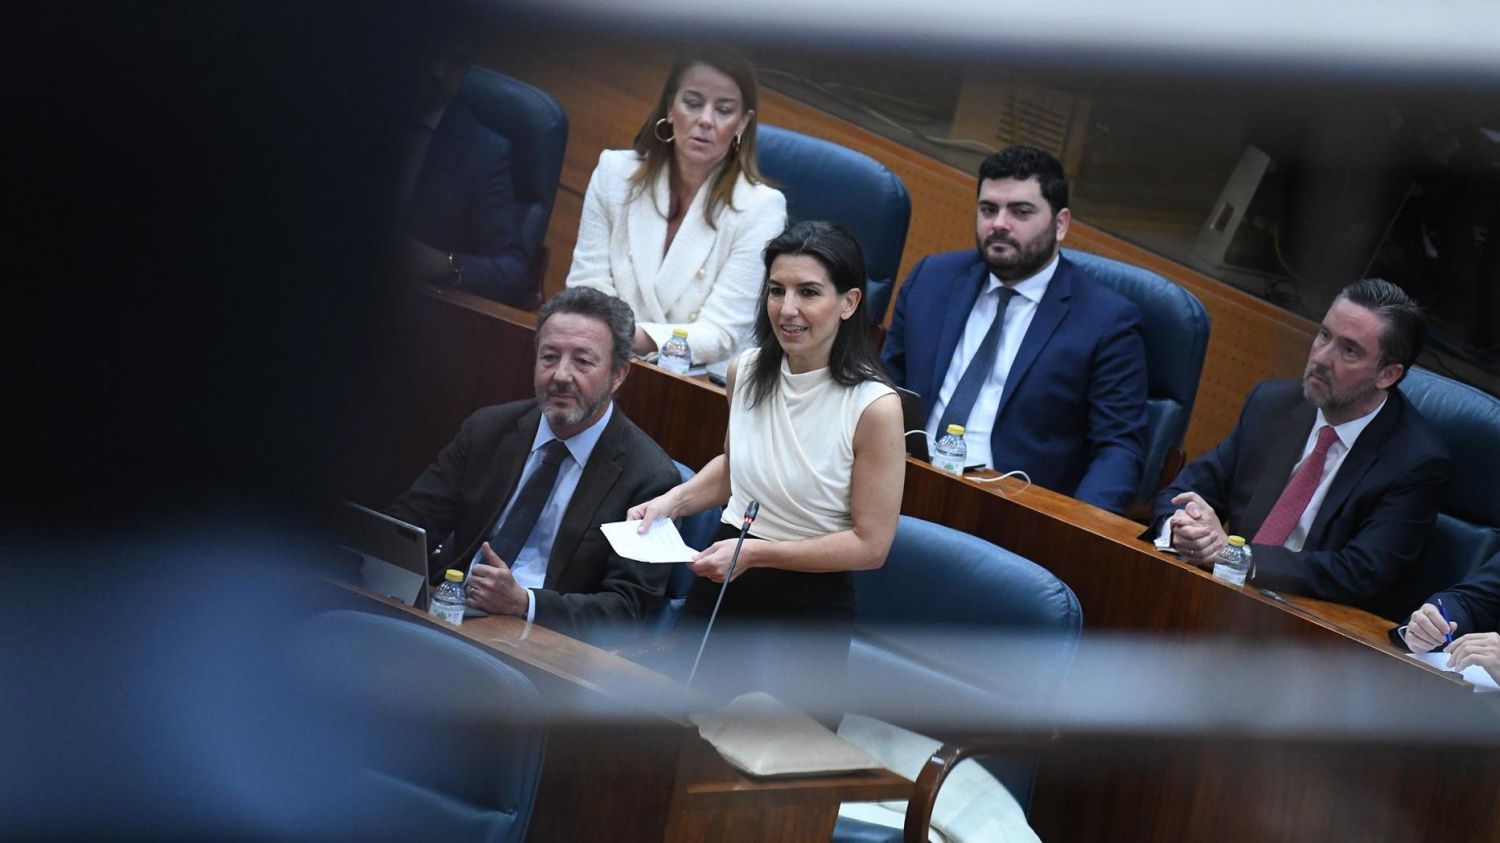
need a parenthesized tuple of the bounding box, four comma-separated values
(1147, 279, 1453, 619)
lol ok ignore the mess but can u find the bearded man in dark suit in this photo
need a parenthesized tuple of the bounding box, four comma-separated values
(1150, 279, 1453, 619)
(388, 287, 680, 635)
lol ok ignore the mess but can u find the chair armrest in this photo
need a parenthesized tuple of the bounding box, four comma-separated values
(902, 733, 1060, 843)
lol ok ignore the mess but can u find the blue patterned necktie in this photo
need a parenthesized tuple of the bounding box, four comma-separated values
(939, 286, 1020, 435)
(484, 439, 570, 564)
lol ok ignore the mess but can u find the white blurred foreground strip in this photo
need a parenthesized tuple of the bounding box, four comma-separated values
(691, 691, 884, 776)
(513, 0, 1500, 78)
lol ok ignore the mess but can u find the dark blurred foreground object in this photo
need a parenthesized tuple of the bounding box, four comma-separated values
(4, 0, 536, 839)
(292, 609, 547, 843)
(0, 529, 544, 842)
(6, 0, 454, 529)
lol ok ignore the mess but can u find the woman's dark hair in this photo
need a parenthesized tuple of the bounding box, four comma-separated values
(628, 48, 765, 228)
(744, 221, 893, 408)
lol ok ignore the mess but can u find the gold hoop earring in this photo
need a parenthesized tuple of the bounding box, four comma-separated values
(653, 118, 675, 144)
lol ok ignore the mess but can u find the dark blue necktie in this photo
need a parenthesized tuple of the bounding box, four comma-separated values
(484, 439, 570, 564)
(939, 286, 1020, 436)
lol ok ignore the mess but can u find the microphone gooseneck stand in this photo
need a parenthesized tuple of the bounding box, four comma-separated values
(684, 500, 759, 692)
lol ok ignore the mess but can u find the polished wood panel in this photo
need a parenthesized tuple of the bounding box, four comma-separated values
(480, 36, 1327, 460)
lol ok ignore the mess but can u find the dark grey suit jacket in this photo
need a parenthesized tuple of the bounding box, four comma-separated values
(388, 400, 679, 635)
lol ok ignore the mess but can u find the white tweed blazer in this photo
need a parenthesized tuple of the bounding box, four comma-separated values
(565, 149, 787, 365)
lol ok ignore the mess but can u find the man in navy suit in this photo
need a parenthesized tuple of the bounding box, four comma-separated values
(398, 32, 532, 306)
(1150, 279, 1453, 619)
(1402, 553, 1500, 682)
(882, 145, 1148, 514)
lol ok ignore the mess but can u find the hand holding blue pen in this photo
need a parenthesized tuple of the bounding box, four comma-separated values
(1436, 597, 1456, 646)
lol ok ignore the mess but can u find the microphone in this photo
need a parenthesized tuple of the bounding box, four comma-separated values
(684, 499, 759, 691)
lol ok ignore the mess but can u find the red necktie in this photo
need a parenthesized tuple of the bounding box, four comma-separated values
(1253, 425, 1340, 547)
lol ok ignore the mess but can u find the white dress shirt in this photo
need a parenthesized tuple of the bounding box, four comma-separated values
(1278, 397, 1385, 552)
(924, 254, 1059, 469)
(1155, 396, 1386, 551)
(468, 403, 614, 621)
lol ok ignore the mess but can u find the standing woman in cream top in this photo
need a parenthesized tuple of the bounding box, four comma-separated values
(565, 50, 787, 366)
(630, 221, 905, 701)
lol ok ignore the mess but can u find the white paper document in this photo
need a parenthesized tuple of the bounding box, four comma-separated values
(1408, 652, 1500, 693)
(599, 518, 698, 564)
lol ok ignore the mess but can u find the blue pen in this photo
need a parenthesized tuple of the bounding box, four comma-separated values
(1437, 597, 1456, 645)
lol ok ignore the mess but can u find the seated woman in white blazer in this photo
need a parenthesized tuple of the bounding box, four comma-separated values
(565, 50, 787, 366)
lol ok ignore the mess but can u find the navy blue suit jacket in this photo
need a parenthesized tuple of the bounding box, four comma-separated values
(1431, 551, 1500, 635)
(882, 251, 1148, 514)
(1150, 380, 1453, 620)
(407, 103, 531, 306)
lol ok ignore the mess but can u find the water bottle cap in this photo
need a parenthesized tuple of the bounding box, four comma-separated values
(945, 424, 965, 435)
(444, 569, 465, 582)
(1226, 535, 1246, 547)
(671, 328, 689, 338)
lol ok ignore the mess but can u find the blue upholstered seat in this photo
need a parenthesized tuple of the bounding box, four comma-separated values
(833, 516, 1082, 841)
(295, 609, 546, 843)
(456, 67, 568, 306)
(1398, 367, 1500, 598)
(756, 125, 912, 324)
(1063, 248, 1211, 505)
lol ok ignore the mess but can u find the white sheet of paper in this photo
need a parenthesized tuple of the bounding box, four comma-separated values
(599, 518, 698, 564)
(1408, 652, 1500, 693)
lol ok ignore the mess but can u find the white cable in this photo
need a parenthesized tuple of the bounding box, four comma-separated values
(969, 469, 1032, 495)
(903, 429, 1034, 495)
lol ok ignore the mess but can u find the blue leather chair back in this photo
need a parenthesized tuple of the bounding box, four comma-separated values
(645, 461, 724, 638)
(845, 516, 1082, 814)
(457, 67, 568, 275)
(1398, 367, 1500, 596)
(1064, 248, 1210, 504)
(296, 609, 546, 843)
(757, 125, 911, 324)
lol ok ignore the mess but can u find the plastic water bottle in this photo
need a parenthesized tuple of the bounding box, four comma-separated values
(659, 328, 692, 374)
(932, 424, 967, 476)
(1212, 535, 1252, 587)
(429, 568, 466, 625)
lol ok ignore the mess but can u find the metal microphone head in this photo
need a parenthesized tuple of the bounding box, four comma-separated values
(744, 500, 760, 524)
